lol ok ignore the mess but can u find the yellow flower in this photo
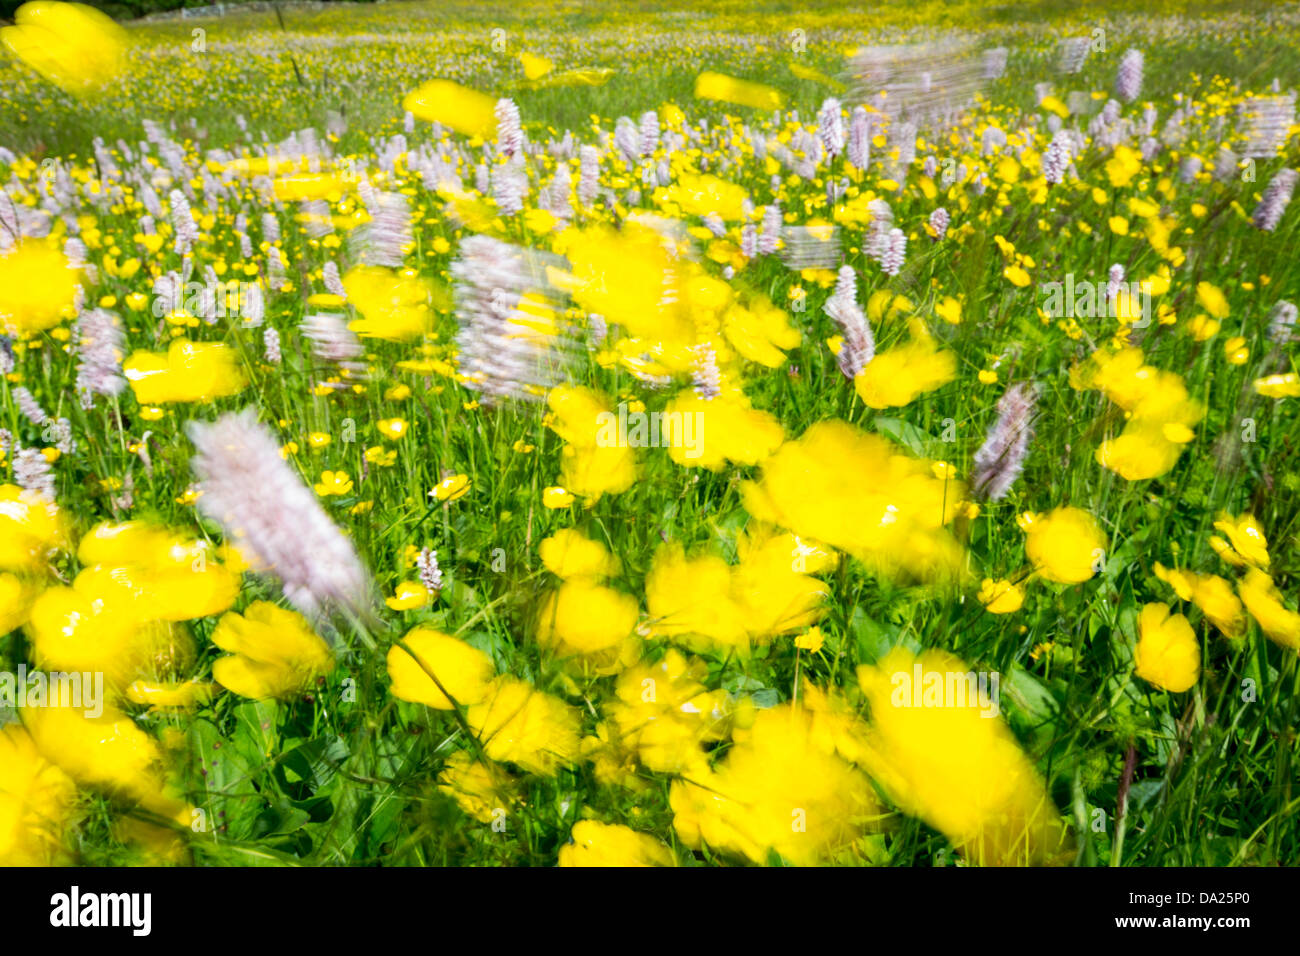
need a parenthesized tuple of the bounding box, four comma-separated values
(385, 580, 430, 610)
(1023, 507, 1105, 583)
(1073, 345, 1203, 480)
(1108, 216, 1130, 236)
(275, 172, 349, 203)
(1002, 263, 1031, 286)
(0, 240, 78, 334)
(344, 267, 430, 341)
(539, 528, 619, 580)
(537, 578, 639, 658)
(402, 79, 498, 138)
(26, 525, 234, 690)
(0, 484, 67, 574)
(1223, 336, 1249, 365)
(308, 431, 332, 449)
(1238, 568, 1300, 650)
(730, 525, 831, 638)
(795, 626, 825, 652)
(0, 572, 39, 633)
(523, 207, 557, 234)
(1254, 373, 1300, 398)
(644, 542, 748, 649)
(978, 578, 1024, 614)
(376, 418, 408, 441)
(1187, 314, 1219, 340)
(466, 676, 582, 776)
(741, 421, 966, 583)
(854, 321, 956, 409)
(935, 296, 963, 325)
(546, 385, 637, 499)
(603, 650, 729, 775)
(123, 679, 217, 712)
(314, 470, 354, 497)
(1211, 513, 1269, 568)
(722, 295, 801, 367)
(22, 703, 191, 827)
(1105, 145, 1142, 188)
(364, 446, 397, 467)
(437, 750, 515, 823)
(559, 820, 675, 867)
(693, 70, 784, 110)
(519, 51, 553, 80)
(0, 724, 81, 865)
(75, 521, 239, 621)
(1039, 95, 1069, 117)
(1153, 563, 1245, 639)
(856, 647, 1072, 865)
(210, 602, 335, 701)
(1134, 603, 1200, 692)
(670, 699, 878, 866)
(662, 389, 784, 470)
(657, 172, 750, 221)
(1195, 282, 1230, 319)
(0, 1, 127, 94)
(430, 473, 470, 502)
(123, 340, 247, 404)
(387, 628, 495, 709)
(542, 486, 575, 508)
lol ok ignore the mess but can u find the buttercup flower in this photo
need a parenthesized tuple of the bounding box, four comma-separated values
(1134, 603, 1200, 692)
(210, 602, 336, 700)
(1022, 507, 1106, 584)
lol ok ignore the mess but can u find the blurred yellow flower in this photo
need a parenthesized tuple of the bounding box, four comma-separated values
(314, 470, 354, 497)
(537, 578, 639, 656)
(430, 473, 470, 501)
(1238, 568, 1300, 650)
(0, 724, 80, 865)
(559, 820, 675, 867)
(742, 421, 965, 582)
(402, 79, 498, 138)
(1154, 563, 1245, 639)
(1023, 507, 1105, 583)
(671, 699, 878, 866)
(1210, 513, 1269, 568)
(388, 628, 495, 709)
(694, 70, 784, 110)
(466, 676, 582, 776)
(376, 417, 409, 440)
(22, 703, 191, 827)
(854, 322, 956, 409)
(539, 528, 619, 580)
(795, 626, 825, 652)
(978, 578, 1024, 614)
(857, 647, 1072, 865)
(0, 240, 78, 334)
(210, 602, 335, 701)
(519, 51, 553, 80)
(1196, 282, 1230, 319)
(0, 484, 67, 574)
(1254, 373, 1300, 398)
(1, 1, 127, 94)
(385, 580, 430, 610)
(542, 486, 575, 508)
(123, 340, 248, 404)
(1134, 603, 1200, 692)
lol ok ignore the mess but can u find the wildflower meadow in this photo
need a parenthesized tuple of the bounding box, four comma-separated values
(0, 0, 1299, 880)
